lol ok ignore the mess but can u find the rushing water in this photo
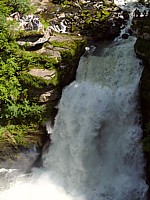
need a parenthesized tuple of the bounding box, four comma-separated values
(0, 1, 149, 200)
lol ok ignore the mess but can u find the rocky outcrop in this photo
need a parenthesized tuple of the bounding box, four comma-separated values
(140, 61, 150, 198)
(35, 0, 126, 41)
(134, 17, 150, 198)
(132, 17, 150, 39)
(17, 29, 51, 49)
(0, 31, 87, 169)
(0, 126, 48, 170)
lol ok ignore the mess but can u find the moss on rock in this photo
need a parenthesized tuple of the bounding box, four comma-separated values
(0, 124, 48, 168)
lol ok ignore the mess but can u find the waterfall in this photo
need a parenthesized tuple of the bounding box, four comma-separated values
(0, 1, 148, 200)
(42, 38, 148, 200)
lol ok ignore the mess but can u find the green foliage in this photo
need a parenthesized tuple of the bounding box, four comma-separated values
(0, 0, 57, 129)
(0, 57, 21, 103)
(5, 0, 31, 14)
(50, 73, 60, 86)
(0, 0, 86, 139)
(50, 38, 85, 62)
(50, 40, 76, 61)
(19, 72, 49, 89)
(14, 30, 44, 40)
(0, 124, 39, 146)
(29, 53, 58, 70)
(39, 17, 49, 29)
(1, 100, 46, 125)
(50, 40, 68, 48)
(61, 50, 73, 60)
(0, 1, 12, 17)
(12, 50, 58, 71)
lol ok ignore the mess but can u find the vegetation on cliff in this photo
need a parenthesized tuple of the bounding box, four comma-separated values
(0, 0, 87, 159)
(0, 0, 122, 165)
(0, 0, 49, 150)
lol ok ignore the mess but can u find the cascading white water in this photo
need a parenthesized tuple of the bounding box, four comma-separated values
(42, 37, 148, 200)
(0, 1, 149, 200)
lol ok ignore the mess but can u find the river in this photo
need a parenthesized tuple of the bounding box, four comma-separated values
(0, 1, 148, 200)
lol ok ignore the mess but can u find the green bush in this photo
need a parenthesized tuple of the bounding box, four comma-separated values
(0, 1, 55, 127)
(1, 100, 46, 125)
(5, 0, 31, 14)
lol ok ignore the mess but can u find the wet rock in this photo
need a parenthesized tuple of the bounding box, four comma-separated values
(128, 28, 133, 35)
(122, 10, 130, 20)
(122, 33, 129, 39)
(140, 33, 150, 40)
(0, 127, 48, 170)
(105, 26, 120, 40)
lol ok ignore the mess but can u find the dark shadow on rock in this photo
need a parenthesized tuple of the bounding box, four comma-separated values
(31, 136, 51, 168)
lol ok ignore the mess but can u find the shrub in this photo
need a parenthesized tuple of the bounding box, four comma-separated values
(1, 100, 47, 125)
(5, 0, 31, 14)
